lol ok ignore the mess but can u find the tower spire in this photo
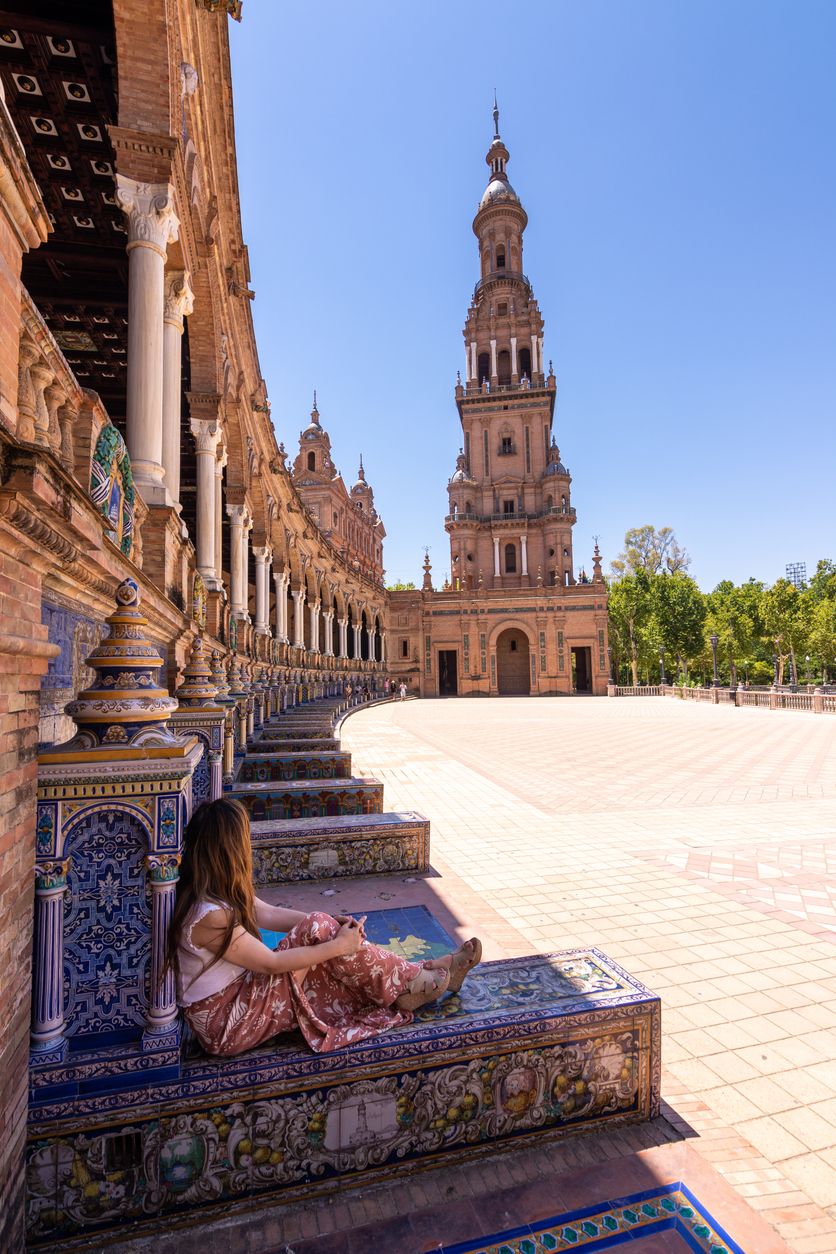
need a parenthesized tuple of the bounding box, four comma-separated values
(493, 89, 500, 139)
(311, 389, 319, 425)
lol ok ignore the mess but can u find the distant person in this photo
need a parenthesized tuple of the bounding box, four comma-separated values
(399, 681, 407, 701)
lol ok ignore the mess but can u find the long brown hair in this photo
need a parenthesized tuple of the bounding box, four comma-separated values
(165, 798, 260, 986)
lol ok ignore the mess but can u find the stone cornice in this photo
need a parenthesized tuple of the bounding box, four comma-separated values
(0, 92, 50, 250)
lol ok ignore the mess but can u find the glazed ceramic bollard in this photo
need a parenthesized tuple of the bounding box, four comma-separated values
(34, 578, 202, 1069)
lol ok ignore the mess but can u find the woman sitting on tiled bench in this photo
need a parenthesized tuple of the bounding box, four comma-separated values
(166, 798, 481, 1056)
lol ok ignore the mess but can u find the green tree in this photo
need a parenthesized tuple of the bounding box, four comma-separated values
(607, 572, 654, 685)
(652, 573, 706, 680)
(611, 525, 690, 578)
(386, 581, 416, 591)
(761, 579, 807, 684)
(808, 597, 836, 682)
(705, 580, 759, 684)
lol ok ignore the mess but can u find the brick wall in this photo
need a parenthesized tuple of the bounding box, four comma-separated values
(0, 542, 56, 1253)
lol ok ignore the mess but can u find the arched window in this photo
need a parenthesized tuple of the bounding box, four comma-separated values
(504, 543, 516, 574)
(497, 349, 511, 385)
(307, 451, 316, 472)
(452, 503, 458, 518)
(546, 494, 553, 509)
(519, 346, 531, 379)
(496, 248, 506, 269)
(477, 351, 490, 384)
(465, 500, 472, 514)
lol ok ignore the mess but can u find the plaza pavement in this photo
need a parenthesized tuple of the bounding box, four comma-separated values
(117, 696, 836, 1254)
(338, 696, 836, 1251)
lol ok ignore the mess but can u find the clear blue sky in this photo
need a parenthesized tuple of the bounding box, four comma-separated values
(229, 1, 836, 590)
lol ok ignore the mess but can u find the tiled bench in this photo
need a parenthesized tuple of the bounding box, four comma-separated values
(26, 946, 660, 1246)
(230, 777, 384, 820)
(247, 737, 339, 755)
(251, 810, 430, 882)
(257, 723, 336, 741)
(236, 750, 352, 783)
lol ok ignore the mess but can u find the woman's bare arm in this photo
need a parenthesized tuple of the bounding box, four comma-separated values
(191, 908, 360, 976)
(253, 897, 308, 933)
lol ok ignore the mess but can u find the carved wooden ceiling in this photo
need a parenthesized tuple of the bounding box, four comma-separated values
(0, 3, 128, 424)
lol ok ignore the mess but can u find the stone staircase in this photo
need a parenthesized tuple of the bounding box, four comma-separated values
(230, 696, 430, 881)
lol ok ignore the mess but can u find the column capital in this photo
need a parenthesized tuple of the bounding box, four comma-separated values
(216, 444, 228, 471)
(115, 175, 179, 257)
(190, 416, 221, 454)
(144, 853, 181, 883)
(35, 858, 71, 891)
(164, 269, 194, 328)
(227, 502, 250, 526)
(253, 545, 272, 564)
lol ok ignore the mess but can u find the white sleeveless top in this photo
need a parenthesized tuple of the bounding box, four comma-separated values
(177, 899, 247, 1006)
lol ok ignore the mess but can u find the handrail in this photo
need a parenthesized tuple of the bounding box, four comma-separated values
(446, 506, 576, 525)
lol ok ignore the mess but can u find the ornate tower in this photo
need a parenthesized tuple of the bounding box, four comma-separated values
(446, 102, 576, 592)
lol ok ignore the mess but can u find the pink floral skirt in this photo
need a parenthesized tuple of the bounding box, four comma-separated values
(184, 911, 424, 1055)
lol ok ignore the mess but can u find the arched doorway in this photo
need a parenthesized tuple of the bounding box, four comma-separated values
(496, 628, 530, 695)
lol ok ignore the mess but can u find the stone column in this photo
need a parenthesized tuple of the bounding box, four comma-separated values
(191, 419, 221, 586)
(274, 570, 288, 642)
(115, 176, 179, 505)
(530, 333, 538, 377)
(338, 617, 348, 658)
(353, 623, 362, 659)
(253, 547, 271, 635)
(510, 336, 518, 379)
(162, 271, 194, 506)
(30, 859, 71, 1053)
(308, 601, 320, 653)
(291, 588, 305, 647)
(324, 610, 334, 655)
(214, 449, 226, 588)
(520, 533, 528, 576)
(227, 505, 248, 616)
(381, 631, 387, 664)
(490, 337, 497, 381)
(493, 536, 501, 577)
(144, 854, 181, 1035)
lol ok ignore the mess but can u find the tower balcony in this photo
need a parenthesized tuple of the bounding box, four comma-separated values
(473, 269, 531, 298)
(445, 505, 576, 528)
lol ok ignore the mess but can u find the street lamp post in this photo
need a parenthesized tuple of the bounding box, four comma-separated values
(805, 654, 811, 684)
(772, 653, 779, 687)
(788, 654, 797, 693)
(710, 633, 720, 688)
(659, 647, 666, 686)
(607, 645, 613, 684)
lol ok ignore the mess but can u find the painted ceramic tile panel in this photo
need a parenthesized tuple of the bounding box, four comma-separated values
(437, 1184, 746, 1254)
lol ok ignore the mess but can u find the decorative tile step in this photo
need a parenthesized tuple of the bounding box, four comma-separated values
(236, 750, 352, 783)
(247, 737, 339, 754)
(230, 777, 384, 820)
(26, 948, 660, 1248)
(250, 810, 430, 882)
(257, 723, 336, 740)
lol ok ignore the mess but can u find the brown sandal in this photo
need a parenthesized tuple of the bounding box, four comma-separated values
(448, 938, 482, 993)
(395, 966, 450, 1012)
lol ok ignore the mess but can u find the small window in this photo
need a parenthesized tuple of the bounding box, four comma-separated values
(477, 351, 490, 383)
(401, 639, 409, 658)
(496, 249, 506, 269)
(333, 512, 338, 527)
(497, 302, 508, 316)
(503, 498, 515, 515)
(510, 639, 517, 652)
(500, 436, 513, 456)
(504, 543, 516, 573)
(519, 347, 531, 378)
(307, 451, 316, 472)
